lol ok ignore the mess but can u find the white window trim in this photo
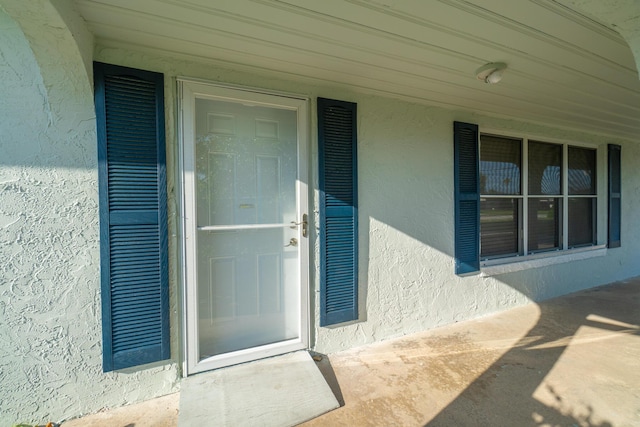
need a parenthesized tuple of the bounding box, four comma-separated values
(478, 128, 607, 273)
(481, 245, 607, 276)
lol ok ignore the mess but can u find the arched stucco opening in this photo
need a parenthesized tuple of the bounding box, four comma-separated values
(0, 2, 180, 423)
(563, 0, 640, 77)
(0, 1, 101, 421)
(0, 8, 53, 166)
(0, 0, 106, 422)
(0, 0, 95, 168)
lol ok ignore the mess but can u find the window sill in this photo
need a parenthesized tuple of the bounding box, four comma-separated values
(480, 245, 607, 276)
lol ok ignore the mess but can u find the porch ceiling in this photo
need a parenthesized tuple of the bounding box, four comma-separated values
(75, 0, 640, 140)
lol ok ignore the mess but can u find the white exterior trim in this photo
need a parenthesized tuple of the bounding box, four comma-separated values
(178, 78, 310, 375)
(481, 246, 608, 276)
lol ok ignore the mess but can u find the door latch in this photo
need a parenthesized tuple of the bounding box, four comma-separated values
(290, 213, 308, 237)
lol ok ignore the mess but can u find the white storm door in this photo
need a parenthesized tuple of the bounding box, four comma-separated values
(180, 81, 309, 375)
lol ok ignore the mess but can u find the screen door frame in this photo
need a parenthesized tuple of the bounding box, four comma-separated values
(178, 78, 310, 375)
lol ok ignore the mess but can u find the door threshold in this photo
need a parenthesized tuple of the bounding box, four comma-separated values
(178, 351, 339, 426)
(187, 339, 307, 375)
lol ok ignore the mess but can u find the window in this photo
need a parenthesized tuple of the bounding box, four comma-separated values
(454, 121, 621, 275)
(479, 133, 597, 260)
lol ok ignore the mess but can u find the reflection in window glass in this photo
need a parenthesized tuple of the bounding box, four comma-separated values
(479, 132, 598, 261)
(480, 135, 521, 195)
(568, 147, 596, 195)
(529, 141, 561, 195)
(480, 198, 519, 258)
(528, 198, 560, 252)
(569, 198, 596, 247)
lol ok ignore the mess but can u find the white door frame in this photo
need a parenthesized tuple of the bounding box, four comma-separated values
(178, 78, 310, 376)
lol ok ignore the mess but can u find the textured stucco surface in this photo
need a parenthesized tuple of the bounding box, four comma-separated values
(0, 3, 178, 426)
(96, 40, 640, 355)
(2, 0, 640, 424)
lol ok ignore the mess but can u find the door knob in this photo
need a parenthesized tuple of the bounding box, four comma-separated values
(285, 238, 298, 247)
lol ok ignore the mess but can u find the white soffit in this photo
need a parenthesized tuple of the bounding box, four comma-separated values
(76, 0, 640, 140)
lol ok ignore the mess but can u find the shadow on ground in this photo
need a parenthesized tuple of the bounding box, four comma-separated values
(427, 283, 639, 426)
(305, 280, 640, 426)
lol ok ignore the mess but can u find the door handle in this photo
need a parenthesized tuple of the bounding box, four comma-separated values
(290, 213, 308, 237)
(285, 238, 298, 247)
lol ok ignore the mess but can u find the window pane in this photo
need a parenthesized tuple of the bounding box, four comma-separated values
(528, 198, 560, 252)
(481, 198, 519, 258)
(480, 135, 521, 195)
(568, 197, 596, 246)
(569, 147, 596, 195)
(528, 141, 561, 195)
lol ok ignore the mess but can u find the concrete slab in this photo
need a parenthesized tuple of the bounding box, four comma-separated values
(178, 351, 339, 426)
(61, 393, 179, 427)
(62, 279, 640, 426)
(303, 279, 640, 426)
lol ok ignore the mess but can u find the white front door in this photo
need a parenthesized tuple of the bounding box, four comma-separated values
(180, 81, 309, 374)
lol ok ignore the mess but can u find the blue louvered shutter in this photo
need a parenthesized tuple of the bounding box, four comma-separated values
(454, 121, 480, 275)
(608, 144, 621, 248)
(318, 98, 358, 326)
(94, 62, 170, 372)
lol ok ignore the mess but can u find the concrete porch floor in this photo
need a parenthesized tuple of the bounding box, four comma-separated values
(63, 278, 640, 426)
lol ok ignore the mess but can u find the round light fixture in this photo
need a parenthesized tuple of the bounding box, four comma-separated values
(475, 62, 507, 84)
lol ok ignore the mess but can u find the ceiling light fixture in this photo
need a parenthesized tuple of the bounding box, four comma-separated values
(475, 62, 507, 84)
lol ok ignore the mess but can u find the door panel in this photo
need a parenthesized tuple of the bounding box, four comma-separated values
(197, 229, 300, 359)
(257, 155, 281, 223)
(181, 81, 308, 374)
(195, 99, 297, 227)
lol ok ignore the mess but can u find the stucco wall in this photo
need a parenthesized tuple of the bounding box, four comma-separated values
(95, 42, 640, 358)
(318, 105, 640, 352)
(2, 3, 640, 422)
(0, 5, 179, 426)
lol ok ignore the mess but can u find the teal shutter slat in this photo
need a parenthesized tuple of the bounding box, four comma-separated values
(94, 62, 170, 372)
(454, 121, 480, 275)
(318, 98, 358, 326)
(608, 144, 621, 248)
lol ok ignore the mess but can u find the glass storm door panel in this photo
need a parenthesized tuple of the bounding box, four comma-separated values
(181, 81, 308, 374)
